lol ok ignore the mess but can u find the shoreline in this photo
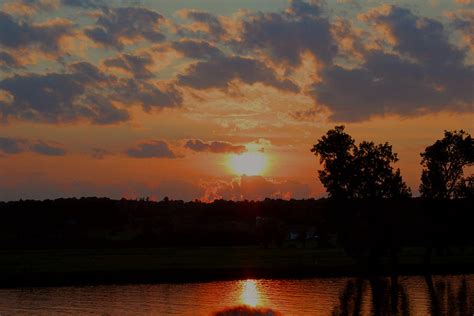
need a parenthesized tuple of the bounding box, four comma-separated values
(1, 246, 474, 288)
(3, 265, 474, 289)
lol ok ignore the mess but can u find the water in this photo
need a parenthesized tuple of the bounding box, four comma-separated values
(0, 275, 473, 315)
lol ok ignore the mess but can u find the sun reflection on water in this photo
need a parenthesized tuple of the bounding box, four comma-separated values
(240, 279, 260, 307)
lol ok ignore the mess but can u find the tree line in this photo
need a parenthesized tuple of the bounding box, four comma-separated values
(311, 126, 473, 199)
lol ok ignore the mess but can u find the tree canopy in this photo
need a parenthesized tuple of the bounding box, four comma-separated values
(420, 130, 474, 199)
(311, 126, 411, 199)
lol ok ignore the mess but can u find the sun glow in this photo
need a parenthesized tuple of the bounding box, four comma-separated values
(228, 152, 267, 176)
(240, 279, 260, 307)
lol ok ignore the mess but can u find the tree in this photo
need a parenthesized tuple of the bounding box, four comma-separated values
(420, 130, 474, 199)
(311, 126, 356, 199)
(311, 126, 411, 199)
(455, 175, 474, 199)
(352, 141, 410, 198)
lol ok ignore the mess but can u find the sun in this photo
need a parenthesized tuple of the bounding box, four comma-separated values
(228, 152, 267, 176)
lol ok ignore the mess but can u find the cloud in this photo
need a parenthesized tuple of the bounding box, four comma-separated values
(0, 11, 73, 54)
(81, 93, 131, 124)
(84, 7, 165, 50)
(309, 6, 474, 121)
(114, 79, 182, 112)
(235, 0, 336, 67)
(0, 51, 22, 70)
(126, 140, 178, 158)
(0, 137, 27, 154)
(0, 60, 182, 124)
(206, 175, 311, 201)
(0, 137, 65, 155)
(311, 52, 474, 121)
(177, 10, 227, 40)
(61, 0, 105, 9)
(361, 5, 465, 65)
(171, 39, 224, 60)
(29, 140, 66, 156)
(0, 62, 128, 124)
(104, 52, 154, 79)
(451, 9, 474, 52)
(177, 56, 299, 92)
(72, 60, 182, 112)
(1, 0, 59, 17)
(185, 139, 246, 154)
(288, 0, 324, 16)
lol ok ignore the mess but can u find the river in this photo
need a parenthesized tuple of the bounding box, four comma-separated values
(0, 275, 473, 315)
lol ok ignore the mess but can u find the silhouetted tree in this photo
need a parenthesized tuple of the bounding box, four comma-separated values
(420, 130, 474, 199)
(353, 141, 411, 198)
(311, 126, 411, 199)
(311, 126, 356, 199)
(455, 175, 474, 199)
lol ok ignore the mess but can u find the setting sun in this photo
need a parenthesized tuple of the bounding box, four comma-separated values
(228, 152, 267, 176)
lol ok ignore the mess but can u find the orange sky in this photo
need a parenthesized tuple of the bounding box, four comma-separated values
(0, 0, 473, 201)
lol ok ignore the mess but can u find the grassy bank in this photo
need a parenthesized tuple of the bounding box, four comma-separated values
(1, 246, 474, 288)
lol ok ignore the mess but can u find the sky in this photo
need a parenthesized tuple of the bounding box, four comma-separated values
(0, 0, 473, 201)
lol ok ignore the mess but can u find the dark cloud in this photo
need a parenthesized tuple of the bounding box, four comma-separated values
(0, 61, 181, 124)
(114, 79, 182, 111)
(235, 0, 336, 67)
(311, 51, 474, 121)
(185, 139, 246, 154)
(104, 52, 154, 79)
(61, 0, 105, 8)
(287, 0, 323, 17)
(30, 140, 66, 156)
(0, 137, 27, 154)
(452, 10, 474, 51)
(81, 93, 130, 124)
(84, 7, 165, 50)
(0, 11, 73, 54)
(171, 40, 224, 60)
(177, 56, 299, 92)
(0, 72, 93, 123)
(178, 10, 226, 40)
(67, 61, 182, 112)
(364, 5, 465, 65)
(126, 140, 178, 158)
(0, 51, 22, 71)
(0, 137, 65, 156)
(0, 63, 128, 124)
(309, 6, 474, 121)
(68, 61, 108, 82)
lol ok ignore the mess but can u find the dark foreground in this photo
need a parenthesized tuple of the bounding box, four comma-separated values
(2, 246, 474, 288)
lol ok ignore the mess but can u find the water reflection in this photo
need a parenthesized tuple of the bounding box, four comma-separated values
(332, 275, 473, 315)
(425, 275, 473, 316)
(240, 279, 260, 307)
(332, 276, 410, 315)
(0, 275, 472, 315)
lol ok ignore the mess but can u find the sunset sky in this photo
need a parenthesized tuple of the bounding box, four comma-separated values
(0, 0, 473, 201)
